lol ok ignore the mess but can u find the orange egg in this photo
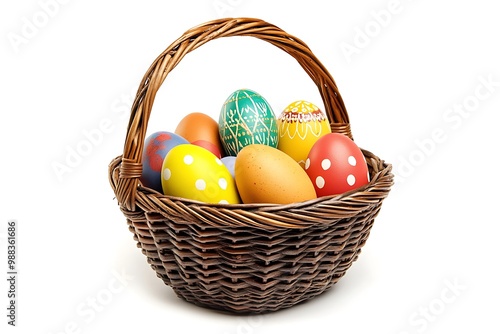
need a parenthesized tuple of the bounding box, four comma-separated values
(175, 112, 224, 155)
(234, 144, 317, 204)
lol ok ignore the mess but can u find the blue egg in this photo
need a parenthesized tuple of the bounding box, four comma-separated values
(221, 156, 237, 178)
(141, 131, 188, 193)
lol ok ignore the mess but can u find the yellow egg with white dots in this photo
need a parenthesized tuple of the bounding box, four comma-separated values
(161, 144, 241, 204)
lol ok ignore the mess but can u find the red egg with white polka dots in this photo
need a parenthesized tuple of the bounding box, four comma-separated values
(305, 133, 370, 197)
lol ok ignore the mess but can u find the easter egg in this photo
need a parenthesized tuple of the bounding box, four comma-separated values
(234, 144, 317, 204)
(175, 112, 224, 154)
(219, 89, 278, 156)
(277, 100, 331, 168)
(161, 144, 240, 204)
(141, 131, 188, 192)
(221, 156, 236, 178)
(305, 133, 370, 197)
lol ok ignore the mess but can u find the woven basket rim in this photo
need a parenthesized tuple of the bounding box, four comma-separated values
(110, 149, 390, 206)
(109, 147, 393, 230)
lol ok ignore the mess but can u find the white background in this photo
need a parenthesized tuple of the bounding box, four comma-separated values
(1, 0, 499, 333)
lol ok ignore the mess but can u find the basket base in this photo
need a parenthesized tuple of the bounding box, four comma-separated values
(174, 285, 336, 314)
(146, 242, 363, 314)
(125, 205, 378, 314)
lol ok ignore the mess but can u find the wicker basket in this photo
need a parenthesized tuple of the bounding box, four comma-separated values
(108, 17, 394, 314)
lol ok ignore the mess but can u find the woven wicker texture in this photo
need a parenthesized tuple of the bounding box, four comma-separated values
(108, 17, 394, 314)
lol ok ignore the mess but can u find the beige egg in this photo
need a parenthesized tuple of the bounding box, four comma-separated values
(235, 144, 317, 204)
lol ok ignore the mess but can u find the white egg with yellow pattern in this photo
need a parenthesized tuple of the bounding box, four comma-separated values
(161, 144, 241, 204)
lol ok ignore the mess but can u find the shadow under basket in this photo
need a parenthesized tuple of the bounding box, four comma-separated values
(108, 17, 394, 314)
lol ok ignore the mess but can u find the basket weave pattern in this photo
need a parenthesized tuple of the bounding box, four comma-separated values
(108, 17, 394, 314)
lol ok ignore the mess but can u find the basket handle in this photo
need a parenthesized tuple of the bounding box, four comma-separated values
(116, 17, 351, 211)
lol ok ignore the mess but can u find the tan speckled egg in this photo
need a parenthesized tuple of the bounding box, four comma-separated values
(234, 144, 317, 204)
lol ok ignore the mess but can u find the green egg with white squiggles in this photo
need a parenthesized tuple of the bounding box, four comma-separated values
(218, 89, 278, 156)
